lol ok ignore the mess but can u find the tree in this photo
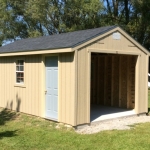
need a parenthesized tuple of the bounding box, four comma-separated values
(0, 0, 103, 45)
(0, 0, 27, 44)
(102, 0, 150, 50)
(1, 0, 150, 50)
(127, 0, 150, 50)
(62, 0, 103, 32)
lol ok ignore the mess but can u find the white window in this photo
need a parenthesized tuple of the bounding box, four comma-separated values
(16, 60, 24, 83)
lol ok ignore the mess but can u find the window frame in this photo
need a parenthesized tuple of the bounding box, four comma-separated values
(14, 58, 26, 88)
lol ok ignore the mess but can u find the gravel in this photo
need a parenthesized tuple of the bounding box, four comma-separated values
(76, 115, 150, 134)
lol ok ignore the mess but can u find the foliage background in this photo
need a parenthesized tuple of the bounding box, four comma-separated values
(0, 0, 150, 51)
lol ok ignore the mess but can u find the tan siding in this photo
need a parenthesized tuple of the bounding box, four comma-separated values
(0, 55, 41, 116)
(88, 32, 141, 53)
(138, 53, 148, 113)
(58, 52, 75, 126)
(77, 48, 88, 125)
(77, 32, 148, 125)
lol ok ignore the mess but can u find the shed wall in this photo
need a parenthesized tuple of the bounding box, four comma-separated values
(137, 53, 148, 113)
(88, 32, 140, 53)
(77, 32, 148, 125)
(77, 48, 89, 124)
(59, 52, 76, 126)
(0, 55, 42, 116)
(0, 53, 75, 126)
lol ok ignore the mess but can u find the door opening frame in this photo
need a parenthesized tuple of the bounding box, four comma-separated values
(87, 48, 140, 123)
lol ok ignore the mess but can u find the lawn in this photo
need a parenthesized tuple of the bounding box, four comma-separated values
(0, 92, 150, 150)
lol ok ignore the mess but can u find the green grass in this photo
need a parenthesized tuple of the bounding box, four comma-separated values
(0, 92, 150, 150)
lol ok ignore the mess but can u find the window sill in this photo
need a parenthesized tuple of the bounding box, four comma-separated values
(14, 84, 26, 88)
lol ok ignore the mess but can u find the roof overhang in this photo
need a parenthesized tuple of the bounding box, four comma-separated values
(0, 48, 73, 57)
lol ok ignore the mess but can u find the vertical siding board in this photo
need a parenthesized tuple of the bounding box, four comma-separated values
(38, 55, 42, 117)
(2, 58, 4, 107)
(71, 52, 75, 125)
(58, 52, 75, 125)
(26, 56, 30, 114)
(25, 56, 28, 114)
(78, 49, 86, 123)
(8, 58, 10, 109)
(65, 53, 71, 123)
(27, 56, 30, 114)
(58, 54, 62, 121)
(37, 55, 39, 116)
(5, 57, 8, 108)
(11, 59, 14, 110)
(61, 53, 66, 122)
(138, 53, 147, 113)
(31, 56, 34, 115)
(77, 48, 88, 124)
(38, 55, 41, 116)
(34, 56, 38, 116)
(23, 57, 26, 113)
(4, 58, 7, 108)
(68, 53, 73, 124)
(13, 58, 16, 111)
(29, 56, 32, 114)
(36, 55, 39, 116)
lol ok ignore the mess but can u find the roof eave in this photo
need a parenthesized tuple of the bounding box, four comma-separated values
(0, 47, 73, 57)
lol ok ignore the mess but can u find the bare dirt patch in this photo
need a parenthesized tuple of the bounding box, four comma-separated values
(76, 115, 150, 134)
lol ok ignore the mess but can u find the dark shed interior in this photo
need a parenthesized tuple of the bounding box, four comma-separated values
(90, 53, 137, 121)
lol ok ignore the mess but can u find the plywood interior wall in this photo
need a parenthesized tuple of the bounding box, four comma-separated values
(91, 53, 137, 109)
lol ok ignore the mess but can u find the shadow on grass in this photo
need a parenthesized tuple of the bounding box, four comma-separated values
(0, 130, 18, 139)
(0, 108, 19, 126)
(0, 109, 19, 139)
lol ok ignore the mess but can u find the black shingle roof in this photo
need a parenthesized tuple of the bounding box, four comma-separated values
(0, 25, 117, 53)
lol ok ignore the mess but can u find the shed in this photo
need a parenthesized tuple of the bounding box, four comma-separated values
(0, 25, 149, 127)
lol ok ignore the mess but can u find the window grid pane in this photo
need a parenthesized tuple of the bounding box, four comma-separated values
(16, 60, 24, 83)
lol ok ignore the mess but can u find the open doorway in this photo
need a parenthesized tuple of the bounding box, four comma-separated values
(90, 53, 137, 122)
